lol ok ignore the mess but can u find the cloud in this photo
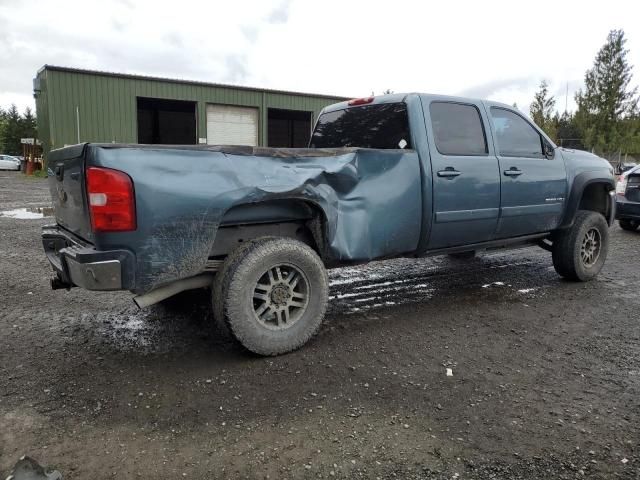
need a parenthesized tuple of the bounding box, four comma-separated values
(267, 0, 292, 24)
(162, 32, 185, 49)
(240, 25, 259, 44)
(224, 54, 249, 83)
(111, 18, 127, 32)
(457, 77, 537, 100)
(112, 0, 134, 8)
(0, 0, 638, 118)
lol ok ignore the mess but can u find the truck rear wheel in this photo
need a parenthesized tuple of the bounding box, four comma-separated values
(552, 210, 609, 281)
(619, 219, 639, 231)
(213, 237, 328, 356)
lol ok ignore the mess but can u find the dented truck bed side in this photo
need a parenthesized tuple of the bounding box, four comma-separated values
(47, 144, 423, 294)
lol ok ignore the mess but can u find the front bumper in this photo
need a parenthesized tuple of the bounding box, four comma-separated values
(42, 225, 135, 291)
(615, 199, 640, 221)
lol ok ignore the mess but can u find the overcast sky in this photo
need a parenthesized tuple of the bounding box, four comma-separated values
(1, 0, 639, 116)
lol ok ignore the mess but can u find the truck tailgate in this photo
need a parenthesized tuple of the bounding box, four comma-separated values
(626, 173, 640, 202)
(47, 144, 93, 241)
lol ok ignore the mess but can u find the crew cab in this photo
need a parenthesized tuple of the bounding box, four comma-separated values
(43, 93, 616, 355)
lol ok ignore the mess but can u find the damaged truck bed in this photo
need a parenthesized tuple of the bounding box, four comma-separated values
(43, 93, 615, 355)
(44, 144, 422, 294)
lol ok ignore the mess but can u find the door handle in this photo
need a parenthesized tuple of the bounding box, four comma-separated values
(55, 165, 64, 181)
(437, 168, 461, 178)
(503, 168, 523, 177)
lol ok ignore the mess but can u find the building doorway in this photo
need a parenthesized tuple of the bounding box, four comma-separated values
(137, 97, 197, 144)
(267, 108, 312, 148)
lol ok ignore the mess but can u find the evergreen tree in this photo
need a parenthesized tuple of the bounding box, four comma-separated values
(0, 107, 6, 152)
(555, 112, 583, 149)
(0, 104, 23, 155)
(530, 80, 557, 140)
(574, 29, 639, 153)
(0, 105, 38, 155)
(20, 107, 37, 139)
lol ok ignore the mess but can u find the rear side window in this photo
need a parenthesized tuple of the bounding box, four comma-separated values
(310, 103, 411, 149)
(490, 107, 543, 158)
(429, 102, 488, 156)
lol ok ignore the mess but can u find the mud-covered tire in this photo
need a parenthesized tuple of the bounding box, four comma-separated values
(212, 239, 269, 339)
(619, 219, 639, 231)
(447, 251, 476, 260)
(214, 237, 328, 356)
(552, 210, 609, 281)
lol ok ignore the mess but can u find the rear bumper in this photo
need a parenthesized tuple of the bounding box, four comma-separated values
(615, 199, 640, 221)
(42, 225, 135, 291)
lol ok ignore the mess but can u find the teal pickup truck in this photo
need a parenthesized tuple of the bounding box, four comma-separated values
(43, 93, 616, 355)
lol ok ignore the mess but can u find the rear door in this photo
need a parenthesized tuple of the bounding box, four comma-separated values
(487, 106, 567, 238)
(423, 99, 501, 248)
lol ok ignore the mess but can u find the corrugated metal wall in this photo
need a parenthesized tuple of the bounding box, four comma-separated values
(34, 67, 347, 159)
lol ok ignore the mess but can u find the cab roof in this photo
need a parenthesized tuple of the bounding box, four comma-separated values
(321, 92, 516, 114)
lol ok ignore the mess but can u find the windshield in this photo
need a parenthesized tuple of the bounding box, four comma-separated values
(310, 102, 412, 149)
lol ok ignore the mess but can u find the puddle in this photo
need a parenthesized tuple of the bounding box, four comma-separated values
(88, 251, 554, 353)
(0, 206, 54, 219)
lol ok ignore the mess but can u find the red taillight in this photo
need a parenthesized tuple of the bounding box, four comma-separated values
(616, 175, 628, 197)
(348, 96, 374, 106)
(86, 167, 136, 232)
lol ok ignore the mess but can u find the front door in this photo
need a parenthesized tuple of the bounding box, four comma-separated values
(425, 100, 501, 249)
(487, 106, 567, 238)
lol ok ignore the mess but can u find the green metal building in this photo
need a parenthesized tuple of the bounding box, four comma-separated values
(33, 65, 348, 160)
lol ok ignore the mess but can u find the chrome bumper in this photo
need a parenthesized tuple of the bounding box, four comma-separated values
(42, 225, 135, 291)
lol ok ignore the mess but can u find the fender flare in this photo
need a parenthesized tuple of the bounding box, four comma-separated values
(558, 172, 615, 229)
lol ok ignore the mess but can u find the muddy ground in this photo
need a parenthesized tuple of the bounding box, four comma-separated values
(0, 170, 639, 479)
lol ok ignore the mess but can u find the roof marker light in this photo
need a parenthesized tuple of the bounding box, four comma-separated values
(348, 97, 374, 106)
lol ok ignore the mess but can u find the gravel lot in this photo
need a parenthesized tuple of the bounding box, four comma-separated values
(1, 170, 639, 479)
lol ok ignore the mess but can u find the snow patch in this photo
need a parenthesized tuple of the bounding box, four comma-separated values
(517, 288, 536, 294)
(1, 208, 44, 219)
(0, 206, 54, 219)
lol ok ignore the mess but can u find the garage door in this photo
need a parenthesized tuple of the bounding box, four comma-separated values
(206, 104, 259, 146)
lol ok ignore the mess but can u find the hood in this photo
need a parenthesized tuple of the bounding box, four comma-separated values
(558, 148, 614, 176)
(558, 147, 609, 166)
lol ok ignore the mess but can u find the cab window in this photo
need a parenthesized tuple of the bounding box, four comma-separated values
(429, 102, 488, 156)
(310, 103, 411, 149)
(490, 107, 544, 158)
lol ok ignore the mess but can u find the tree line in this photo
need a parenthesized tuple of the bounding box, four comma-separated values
(0, 105, 37, 155)
(530, 29, 639, 156)
(2, 30, 638, 157)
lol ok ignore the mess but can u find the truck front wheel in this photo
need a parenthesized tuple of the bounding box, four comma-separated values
(213, 237, 328, 356)
(552, 210, 609, 281)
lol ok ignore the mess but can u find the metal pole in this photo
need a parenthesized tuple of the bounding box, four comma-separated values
(76, 106, 80, 144)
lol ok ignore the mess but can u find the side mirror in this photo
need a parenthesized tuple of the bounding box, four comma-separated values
(543, 141, 555, 159)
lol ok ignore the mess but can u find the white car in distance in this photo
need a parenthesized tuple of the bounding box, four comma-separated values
(0, 155, 21, 171)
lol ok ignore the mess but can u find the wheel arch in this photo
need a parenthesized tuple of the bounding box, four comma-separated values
(558, 173, 615, 229)
(213, 198, 330, 260)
